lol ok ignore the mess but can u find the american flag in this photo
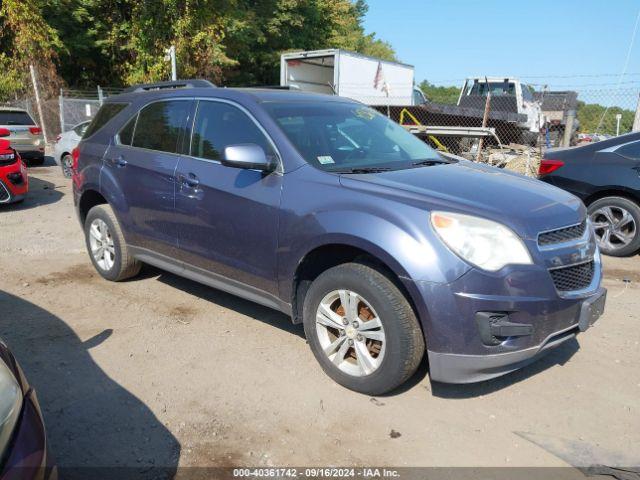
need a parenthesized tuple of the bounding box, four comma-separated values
(373, 62, 389, 96)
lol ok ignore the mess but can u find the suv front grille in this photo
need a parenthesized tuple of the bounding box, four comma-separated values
(538, 221, 586, 247)
(550, 261, 594, 292)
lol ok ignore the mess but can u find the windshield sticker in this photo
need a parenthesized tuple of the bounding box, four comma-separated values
(353, 107, 376, 120)
(317, 155, 335, 164)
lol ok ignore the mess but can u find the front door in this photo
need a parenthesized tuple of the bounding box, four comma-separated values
(103, 99, 193, 257)
(174, 99, 283, 296)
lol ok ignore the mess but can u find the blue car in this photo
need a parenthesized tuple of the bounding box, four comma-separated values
(72, 80, 606, 394)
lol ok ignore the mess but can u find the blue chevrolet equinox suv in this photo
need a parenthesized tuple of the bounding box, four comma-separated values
(73, 80, 606, 394)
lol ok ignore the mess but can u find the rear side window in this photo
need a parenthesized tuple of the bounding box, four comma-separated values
(0, 110, 35, 125)
(117, 115, 137, 146)
(84, 103, 128, 138)
(132, 100, 190, 153)
(190, 101, 275, 161)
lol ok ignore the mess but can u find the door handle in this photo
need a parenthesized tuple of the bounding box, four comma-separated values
(111, 155, 127, 167)
(179, 173, 199, 187)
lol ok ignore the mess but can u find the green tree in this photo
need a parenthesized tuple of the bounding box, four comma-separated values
(0, 0, 63, 99)
(576, 101, 635, 136)
(418, 80, 461, 105)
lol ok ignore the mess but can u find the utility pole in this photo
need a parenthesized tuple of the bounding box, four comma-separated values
(615, 113, 622, 136)
(476, 77, 491, 161)
(58, 89, 65, 133)
(29, 64, 49, 144)
(633, 92, 640, 132)
(562, 110, 576, 147)
(165, 45, 177, 81)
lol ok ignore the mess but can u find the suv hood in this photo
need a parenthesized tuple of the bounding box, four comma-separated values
(339, 160, 584, 239)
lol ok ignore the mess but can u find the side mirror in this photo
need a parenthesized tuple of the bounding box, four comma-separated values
(222, 144, 275, 172)
(0, 128, 10, 138)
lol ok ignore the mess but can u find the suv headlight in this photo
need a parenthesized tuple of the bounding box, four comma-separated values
(0, 359, 22, 460)
(431, 211, 533, 272)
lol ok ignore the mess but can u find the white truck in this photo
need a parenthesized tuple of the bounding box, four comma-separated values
(457, 77, 543, 145)
(280, 49, 425, 106)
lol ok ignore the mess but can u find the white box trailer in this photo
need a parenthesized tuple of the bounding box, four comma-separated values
(280, 49, 418, 106)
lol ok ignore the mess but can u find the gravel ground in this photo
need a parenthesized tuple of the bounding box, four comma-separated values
(0, 160, 638, 476)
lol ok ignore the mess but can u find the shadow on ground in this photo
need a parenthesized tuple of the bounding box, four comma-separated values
(144, 265, 305, 340)
(0, 290, 180, 479)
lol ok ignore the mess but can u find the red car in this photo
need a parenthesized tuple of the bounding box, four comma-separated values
(0, 128, 28, 204)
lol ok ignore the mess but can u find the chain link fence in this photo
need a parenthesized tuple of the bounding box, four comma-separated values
(370, 86, 640, 177)
(2, 87, 125, 144)
(2, 83, 638, 178)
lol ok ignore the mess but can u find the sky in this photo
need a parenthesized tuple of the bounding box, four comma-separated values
(363, 0, 640, 106)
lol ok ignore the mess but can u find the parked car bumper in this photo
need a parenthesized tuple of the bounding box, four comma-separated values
(0, 343, 55, 480)
(12, 149, 45, 161)
(0, 391, 56, 480)
(407, 256, 605, 384)
(0, 161, 29, 204)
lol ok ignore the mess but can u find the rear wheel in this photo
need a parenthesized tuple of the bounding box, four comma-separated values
(303, 262, 425, 395)
(588, 196, 640, 257)
(28, 156, 45, 166)
(84, 204, 141, 281)
(61, 154, 73, 177)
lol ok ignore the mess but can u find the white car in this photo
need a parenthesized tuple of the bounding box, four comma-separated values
(54, 121, 90, 177)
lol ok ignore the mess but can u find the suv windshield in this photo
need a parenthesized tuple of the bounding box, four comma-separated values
(264, 102, 443, 172)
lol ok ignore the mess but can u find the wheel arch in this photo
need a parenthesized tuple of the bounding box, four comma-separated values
(583, 188, 640, 207)
(289, 241, 425, 332)
(78, 189, 108, 225)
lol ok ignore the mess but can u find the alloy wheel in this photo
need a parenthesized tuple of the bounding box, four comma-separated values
(590, 206, 637, 252)
(89, 218, 115, 271)
(315, 289, 386, 377)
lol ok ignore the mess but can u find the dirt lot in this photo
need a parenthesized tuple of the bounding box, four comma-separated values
(1, 161, 639, 475)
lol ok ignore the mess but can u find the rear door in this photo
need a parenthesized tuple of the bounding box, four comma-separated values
(103, 98, 193, 257)
(173, 99, 283, 295)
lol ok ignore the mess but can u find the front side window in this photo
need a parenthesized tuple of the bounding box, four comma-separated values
(84, 103, 127, 138)
(132, 100, 190, 153)
(190, 101, 276, 161)
(264, 102, 443, 172)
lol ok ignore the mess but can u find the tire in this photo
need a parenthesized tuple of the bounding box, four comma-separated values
(61, 154, 73, 178)
(588, 196, 640, 257)
(28, 156, 45, 166)
(303, 262, 425, 395)
(84, 204, 141, 281)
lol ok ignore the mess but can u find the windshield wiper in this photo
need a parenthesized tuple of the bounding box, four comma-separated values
(411, 159, 449, 167)
(338, 167, 393, 174)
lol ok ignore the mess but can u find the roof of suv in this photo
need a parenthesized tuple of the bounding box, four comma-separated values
(0, 106, 29, 113)
(108, 85, 356, 105)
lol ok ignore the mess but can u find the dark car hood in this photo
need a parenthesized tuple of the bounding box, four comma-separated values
(339, 160, 585, 239)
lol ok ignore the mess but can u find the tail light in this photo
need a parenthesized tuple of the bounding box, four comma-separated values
(29, 127, 42, 135)
(71, 147, 80, 173)
(538, 159, 564, 176)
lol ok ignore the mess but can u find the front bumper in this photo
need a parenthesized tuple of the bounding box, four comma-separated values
(406, 248, 605, 384)
(12, 150, 44, 161)
(427, 288, 605, 383)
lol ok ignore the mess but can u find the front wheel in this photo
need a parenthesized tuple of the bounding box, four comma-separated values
(588, 196, 640, 257)
(303, 262, 425, 395)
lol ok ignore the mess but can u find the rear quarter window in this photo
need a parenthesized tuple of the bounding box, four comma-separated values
(83, 103, 128, 139)
(0, 110, 35, 126)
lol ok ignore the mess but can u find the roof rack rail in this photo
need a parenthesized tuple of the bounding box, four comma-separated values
(123, 79, 215, 93)
(255, 85, 300, 90)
